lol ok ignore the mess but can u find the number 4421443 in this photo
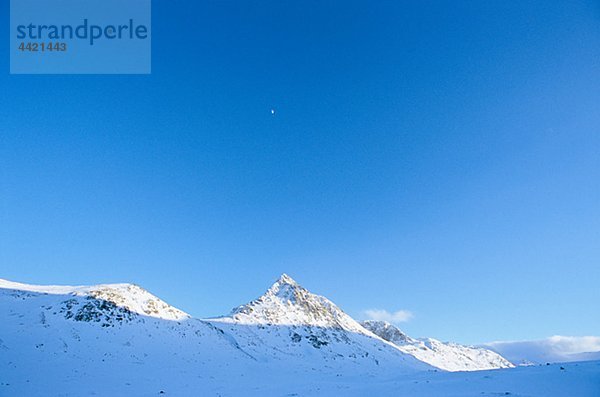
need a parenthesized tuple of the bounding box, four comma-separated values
(18, 42, 67, 52)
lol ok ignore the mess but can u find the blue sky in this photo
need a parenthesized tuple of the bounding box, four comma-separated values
(1, 1, 599, 344)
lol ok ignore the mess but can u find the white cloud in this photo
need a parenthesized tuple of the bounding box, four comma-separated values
(544, 335, 600, 354)
(484, 336, 600, 364)
(363, 309, 414, 323)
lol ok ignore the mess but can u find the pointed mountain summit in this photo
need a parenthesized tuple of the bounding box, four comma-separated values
(219, 274, 367, 334)
(275, 272, 297, 285)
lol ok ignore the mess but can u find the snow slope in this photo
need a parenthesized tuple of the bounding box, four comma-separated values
(362, 320, 514, 371)
(0, 279, 256, 396)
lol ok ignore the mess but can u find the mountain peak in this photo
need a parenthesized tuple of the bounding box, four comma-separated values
(263, 273, 302, 302)
(276, 273, 297, 286)
(213, 273, 367, 333)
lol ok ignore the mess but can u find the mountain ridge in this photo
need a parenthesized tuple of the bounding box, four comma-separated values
(362, 320, 514, 371)
(0, 277, 189, 321)
(1, 274, 511, 372)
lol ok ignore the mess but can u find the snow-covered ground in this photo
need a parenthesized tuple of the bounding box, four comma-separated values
(1, 275, 599, 396)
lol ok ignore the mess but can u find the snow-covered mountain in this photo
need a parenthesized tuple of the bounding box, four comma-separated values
(213, 273, 365, 331)
(207, 274, 512, 372)
(207, 274, 430, 371)
(0, 278, 189, 322)
(362, 320, 514, 371)
(3, 274, 598, 396)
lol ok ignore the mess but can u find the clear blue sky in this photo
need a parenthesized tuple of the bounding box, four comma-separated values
(1, 1, 599, 344)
